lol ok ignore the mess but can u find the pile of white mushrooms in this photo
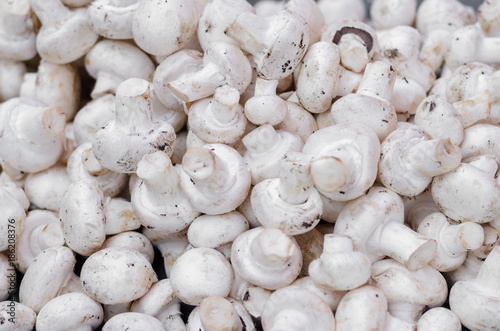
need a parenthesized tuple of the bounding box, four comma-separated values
(2, 0, 500, 330)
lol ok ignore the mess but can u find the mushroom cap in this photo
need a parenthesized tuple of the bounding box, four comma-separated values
(59, 179, 106, 256)
(231, 227, 302, 290)
(296, 41, 341, 114)
(100, 231, 155, 264)
(417, 307, 462, 331)
(250, 178, 323, 235)
(445, 62, 494, 103)
(187, 211, 249, 249)
(36, 8, 98, 64)
(261, 286, 335, 331)
(81, 247, 156, 304)
(432, 163, 500, 223)
(0, 301, 36, 331)
(130, 279, 176, 317)
(461, 123, 500, 163)
(0, 0, 37, 61)
(87, 0, 139, 39)
(0, 184, 26, 251)
(371, 259, 448, 308)
(170, 247, 234, 305)
(35, 292, 103, 331)
(103, 312, 165, 331)
(303, 122, 380, 201)
(446, 24, 483, 70)
(73, 94, 116, 145)
(19, 246, 76, 313)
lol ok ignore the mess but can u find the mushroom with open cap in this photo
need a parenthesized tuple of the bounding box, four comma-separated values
(92, 78, 176, 174)
(84, 40, 155, 99)
(334, 186, 437, 270)
(330, 60, 397, 141)
(231, 227, 302, 290)
(59, 179, 106, 257)
(170, 247, 234, 306)
(450, 246, 500, 330)
(87, 0, 139, 40)
(321, 19, 378, 73)
(302, 122, 380, 201)
(29, 0, 99, 64)
(81, 247, 157, 305)
(19, 246, 77, 313)
(309, 234, 371, 291)
(377, 123, 462, 197)
(35, 292, 104, 331)
(250, 151, 323, 235)
(168, 42, 252, 103)
(180, 143, 251, 215)
(0, 98, 66, 176)
(261, 286, 336, 331)
(225, 9, 309, 80)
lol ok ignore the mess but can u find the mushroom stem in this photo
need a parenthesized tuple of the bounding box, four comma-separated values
(29, 0, 69, 26)
(114, 78, 153, 131)
(336, 67, 362, 96)
(199, 297, 242, 331)
(242, 124, 280, 155)
(310, 151, 354, 194)
(82, 148, 105, 176)
(16, 105, 66, 145)
(357, 61, 396, 101)
(322, 234, 353, 254)
(168, 61, 226, 103)
(375, 221, 437, 270)
(91, 71, 124, 99)
(30, 223, 65, 253)
(182, 147, 231, 191)
(136, 152, 179, 200)
(2, 1, 31, 35)
(277, 152, 313, 205)
(474, 246, 500, 292)
(254, 78, 279, 97)
(211, 85, 240, 124)
(453, 91, 491, 127)
(250, 228, 295, 269)
(402, 138, 462, 177)
(388, 301, 425, 324)
(441, 222, 485, 255)
(227, 12, 268, 63)
(337, 34, 369, 72)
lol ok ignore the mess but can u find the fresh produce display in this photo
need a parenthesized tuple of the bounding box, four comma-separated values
(1, 0, 500, 330)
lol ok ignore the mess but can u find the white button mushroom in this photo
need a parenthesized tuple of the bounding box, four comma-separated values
(170, 247, 234, 305)
(84, 40, 155, 99)
(92, 78, 176, 174)
(180, 143, 251, 215)
(417, 307, 462, 331)
(231, 227, 302, 290)
(0, 183, 27, 252)
(0, 0, 37, 62)
(250, 151, 323, 235)
(334, 186, 437, 270)
(100, 231, 154, 264)
(35, 292, 104, 331)
(370, 0, 417, 30)
(81, 247, 157, 305)
(303, 122, 380, 201)
(19, 246, 76, 313)
(0, 98, 66, 176)
(244, 77, 288, 126)
(330, 60, 397, 141)
(309, 234, 371, 291)
(378, 123, 461, 196)
(29, 0, 99, 64)
(102, 312, 165, 331)
(261, 286, 336, 331)
(87, 0, 139, 40)
(449, 246, 500, 330)
(0, 59, 26, 102)
(131, 150, 200, 235)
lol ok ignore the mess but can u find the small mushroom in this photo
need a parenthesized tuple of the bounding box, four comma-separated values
(167, 42, 252, 103)
(231, 227, 302, 290)
(226, 9, 309, 80)
(87, 0, 139, 39)
(132, 151, 200, 235)
(92, 78, 176, 173)
(0, 98, 66, 176)
(330, 60, 397, 141)
(81, 247, 157, 305)
(303, 122, 380, 201)
(261, 286, 336, 331)
(29, 0, 99, 64)
(180, 144, 251, 215)
(59, 179, 106, 256)
(35, 292, 104, 331)
(102, 312, 165, 331)
(0, 0, 37, 61)
(170, 247, 234, 305)
(84, 40, 155, 99)
(334, 186, 437, 270)
(417, 307, 462, 331)
(250, 151, 323, 235)
(449, 246, 500, 330)
(244, 77, 288, 125)
(309, 234, 371, 291)
(100, 231, 155, 264)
